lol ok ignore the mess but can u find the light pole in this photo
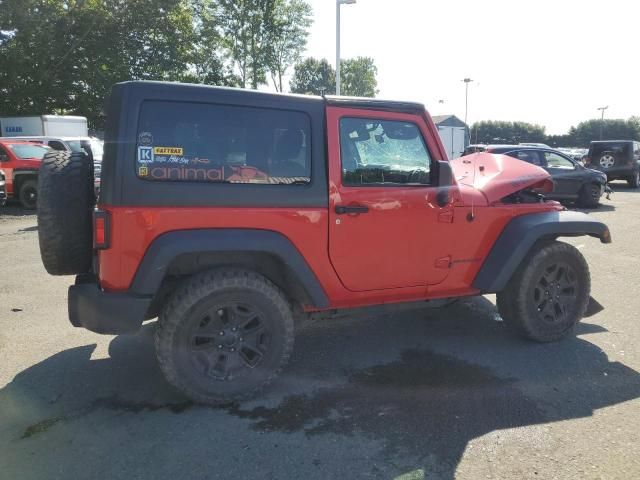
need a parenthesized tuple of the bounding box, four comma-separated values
(597, 105, 609, 140)
(336, 0, 356, 96)
(462, 78, 473, 126)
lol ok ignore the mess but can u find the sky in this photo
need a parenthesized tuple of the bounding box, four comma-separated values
(295, 0, 639, 134)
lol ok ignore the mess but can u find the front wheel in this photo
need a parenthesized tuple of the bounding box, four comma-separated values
(497, 241, 590, 342)
(627, 170, 640, 188)
(155, 269, 295, 405)
(577, 183, 601, 208)
(19, 179, 38, 209)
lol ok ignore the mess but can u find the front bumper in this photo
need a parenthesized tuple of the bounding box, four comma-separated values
(68, 277, 151, 334)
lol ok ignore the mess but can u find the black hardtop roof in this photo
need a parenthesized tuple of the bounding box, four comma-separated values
(114, 81, 425, 114)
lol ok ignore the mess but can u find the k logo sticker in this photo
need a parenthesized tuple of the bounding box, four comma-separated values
(137, 146, 154, 164)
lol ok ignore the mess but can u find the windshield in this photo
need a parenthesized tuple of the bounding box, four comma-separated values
(66, 140, 84, 153)
(7, 144, 48, 159)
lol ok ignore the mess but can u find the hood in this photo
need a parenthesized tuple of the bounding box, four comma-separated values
(450, 153, 551, 204)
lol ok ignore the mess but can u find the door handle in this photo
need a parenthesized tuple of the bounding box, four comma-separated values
(335, 205, 369, 215)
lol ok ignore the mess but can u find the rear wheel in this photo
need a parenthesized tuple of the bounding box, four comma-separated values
(497, 241, 590, 342)
(577, 183, 601, 208)
(18, 179, 38, 209)
(627, 170, 640, 188)
(156, 269, 295, 405)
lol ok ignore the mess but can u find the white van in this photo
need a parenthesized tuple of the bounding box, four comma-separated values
(0, 115, 88, 138)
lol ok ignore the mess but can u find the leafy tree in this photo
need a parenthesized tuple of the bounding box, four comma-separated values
(265, 0, 312, 92)
(471, 120, 546, 145)
(213, 0, 278, 89)
(340, 56, 378, 97)
(0, 0, 237, 129)
(569, 118, 640, 147)
(289, 57, 336, 95)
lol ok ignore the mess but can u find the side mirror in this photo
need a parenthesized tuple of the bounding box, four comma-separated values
(437, 160, 454, 186)
(436, 161, 455, 207)
(0, 154, 8, 162)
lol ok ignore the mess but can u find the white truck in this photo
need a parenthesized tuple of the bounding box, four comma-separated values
(0, 115, 88, 138)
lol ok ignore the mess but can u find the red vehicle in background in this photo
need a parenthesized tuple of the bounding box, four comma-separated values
(0, 140, 48, 208)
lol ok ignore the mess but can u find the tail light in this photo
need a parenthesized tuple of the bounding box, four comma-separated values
(93, 210, 111, 249)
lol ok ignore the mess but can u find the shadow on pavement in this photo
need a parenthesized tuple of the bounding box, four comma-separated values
(0, 203, 36, 218)
(1, 297, 639, 479)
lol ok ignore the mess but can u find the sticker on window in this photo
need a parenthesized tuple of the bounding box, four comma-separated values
(137, 146, 154, 164)
(154, 146, 183, 155)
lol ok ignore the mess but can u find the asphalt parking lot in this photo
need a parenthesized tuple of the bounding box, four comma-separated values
(1, 186, 639, 480)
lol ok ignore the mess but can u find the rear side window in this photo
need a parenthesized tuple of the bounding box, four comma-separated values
(589, 142, 631, 159)
(509, 150, 545, 166)
(136, 101, 311, 185)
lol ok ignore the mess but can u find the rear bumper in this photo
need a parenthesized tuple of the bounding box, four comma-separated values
(68, 277, 151, 334)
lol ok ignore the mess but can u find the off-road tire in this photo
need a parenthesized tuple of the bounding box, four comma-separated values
(18, 179, 38, 209)
(156, 269, 295, 405)
(577, 183, 601, 208)
(37, 151, 94, 275)
(497, 241, 590, 342)
(627, 170, 640, 188)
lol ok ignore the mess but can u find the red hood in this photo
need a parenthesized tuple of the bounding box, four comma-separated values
(450, 153, 551, 204)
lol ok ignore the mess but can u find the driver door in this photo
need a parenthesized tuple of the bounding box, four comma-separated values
(326, 107, 450, 292)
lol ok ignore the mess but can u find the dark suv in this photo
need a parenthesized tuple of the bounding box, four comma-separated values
(585, 140, 640, 187)
(35, 81, 610, 405)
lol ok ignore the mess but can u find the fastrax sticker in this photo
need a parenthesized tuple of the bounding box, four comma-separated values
(137, 146, 154, 164)
(138, 131, 153, 146)
(154, 146, 183, 155)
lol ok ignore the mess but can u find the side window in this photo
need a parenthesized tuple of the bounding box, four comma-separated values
(512, 150, 545, 166)
(136, 101, 311, 185)
(545, 152, 575, 169)
(339, 117, 431, 186)
(0, 146, 8, 161)
(48, 141, 66, 151)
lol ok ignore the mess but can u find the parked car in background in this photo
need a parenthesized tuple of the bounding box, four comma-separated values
(519, 142, 551, 148)
(585, 140, 640, 188)
(465, 145, 608, 207)
(462, 144, 487, 156)
(10, 135, 103, 193)
(0, 170, 6, 207)
(0, 140, 49, 208)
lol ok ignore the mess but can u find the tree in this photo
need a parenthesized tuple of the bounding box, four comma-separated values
(470, 120, 546, 145)
(340, 56, 378, 97)
(0, 0, 236, 129)
(214, 0, 278, 89)
(289, 57, 336, 95)
(265, 0, 312, 92)
(569, 118, 640, 147)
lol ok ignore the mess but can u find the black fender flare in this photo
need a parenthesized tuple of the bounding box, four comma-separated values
(472, 210, 611, 293)
(129, 229, 330, 308)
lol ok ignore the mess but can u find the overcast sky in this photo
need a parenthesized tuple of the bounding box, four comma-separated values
(297, 0, 638, 134)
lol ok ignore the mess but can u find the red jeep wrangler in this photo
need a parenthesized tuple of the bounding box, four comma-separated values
(0, 139, 48, 209)
(37, 81, 611, 404)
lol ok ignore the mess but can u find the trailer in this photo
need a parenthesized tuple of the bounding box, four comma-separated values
(0, 115, 88, 138)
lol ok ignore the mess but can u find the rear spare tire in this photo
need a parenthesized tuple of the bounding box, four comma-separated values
(37, 151, 95, 275)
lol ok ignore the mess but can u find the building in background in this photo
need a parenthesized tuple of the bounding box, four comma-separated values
(432, 114, 469, 160)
